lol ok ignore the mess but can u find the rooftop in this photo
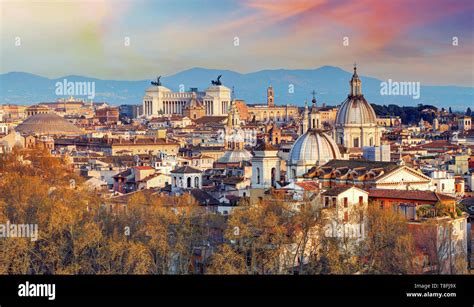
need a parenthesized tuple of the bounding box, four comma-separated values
(171, 166, 202, 174)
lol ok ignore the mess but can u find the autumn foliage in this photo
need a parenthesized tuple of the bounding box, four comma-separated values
(0, 150, 447, 275)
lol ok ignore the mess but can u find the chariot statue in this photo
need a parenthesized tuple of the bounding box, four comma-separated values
(211, 75, 222, 86)
(151, 76, 162, 86)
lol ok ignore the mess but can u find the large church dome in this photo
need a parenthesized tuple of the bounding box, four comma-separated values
(335, 65, 377, 126)
(289, 129, 341, 166)
(16, 113, 83, 136)
(334, 65, 382, 150)
(335, 96, 377, 126)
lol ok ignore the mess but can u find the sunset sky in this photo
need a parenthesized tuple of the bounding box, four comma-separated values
(1, 0, 473, 86)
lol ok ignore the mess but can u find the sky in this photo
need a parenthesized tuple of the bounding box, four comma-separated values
(1, 0, 473, 86)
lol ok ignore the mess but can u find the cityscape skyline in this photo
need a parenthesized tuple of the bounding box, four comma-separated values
(2, 65, 473, 110)
(0, 0, 473, 301)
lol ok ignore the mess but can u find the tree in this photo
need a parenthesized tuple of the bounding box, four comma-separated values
(358, 205, 418, 274)
(209, 193, 294, 274)
(0, 147, 227, 275)
(412, 219, 468, 274)
(207, 244, 247, 274)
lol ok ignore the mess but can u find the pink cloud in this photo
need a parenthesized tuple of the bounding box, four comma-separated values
(239, 0, 472, 53)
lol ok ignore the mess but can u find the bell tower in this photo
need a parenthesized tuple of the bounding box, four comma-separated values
(267, 86, 274, 107)
(309, 92, 321, 129)
(251, 142, 280, 189)
(225, 100, 243, 150)
(301, 100, 309, 134)
(350, 64, 362, 96)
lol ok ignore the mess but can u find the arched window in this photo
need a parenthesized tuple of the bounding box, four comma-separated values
(353, 137, 359, 148)
(369, 137, 373, 147)
(187, 177, 192, 188)
(195, 177, 199, 188)
(292, 169, 296, 179)
(256, 167, 261, 184)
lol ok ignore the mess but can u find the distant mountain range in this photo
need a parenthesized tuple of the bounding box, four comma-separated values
(0, 66, 472, 110)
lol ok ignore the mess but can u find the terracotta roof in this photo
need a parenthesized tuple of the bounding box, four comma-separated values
(295, 181, 320, 191)
(321, 159, 398, 172)
(368, 189, 456, 202)
(194, 116, 227, 125)
(134, 166, 154, 171)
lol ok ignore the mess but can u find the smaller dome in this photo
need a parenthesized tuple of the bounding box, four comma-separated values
(289, 129, 341, 165)
(217, 149, 253, 164)
(16, 113, 83, 136)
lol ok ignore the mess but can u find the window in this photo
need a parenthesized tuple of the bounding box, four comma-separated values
(359, 196, 364, 206)
(344, 197, 348, 208)
(194, 177, 199, 188)
(353, 137, 359, 148)
(256, 168, 261, 184)
(187, 177, 192, 188)
(324, 197, 330, 208)
(332, 197, 337, 208)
